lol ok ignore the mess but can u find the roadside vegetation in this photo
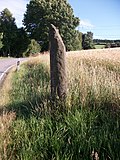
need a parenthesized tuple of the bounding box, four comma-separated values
(0, 49, 120, 160)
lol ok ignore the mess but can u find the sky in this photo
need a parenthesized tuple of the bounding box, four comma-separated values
(0, 0, 120, 40)
(68, 0, 120, 40)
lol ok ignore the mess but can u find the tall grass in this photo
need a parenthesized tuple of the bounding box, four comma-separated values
(0, 50, 120, 160)
(66, 56, 120, 109)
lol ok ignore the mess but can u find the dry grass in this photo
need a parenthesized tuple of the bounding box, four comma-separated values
(26, 48, 120, 111)
(0, 68, 15, 108)
(67, 48, 120, 62)
(30, 48, 120, 108)
(29, 53, 50, 66)
(0, 68, 16, 159)
(66, 48, 120, 108)
(0, 112, 16, 160)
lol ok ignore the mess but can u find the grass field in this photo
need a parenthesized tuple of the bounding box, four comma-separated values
(95, 44, 106, 49)
(0, 48, 120, 160)
(0, 57, 10, 59)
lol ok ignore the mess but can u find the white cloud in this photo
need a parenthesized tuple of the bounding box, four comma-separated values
(79, 19, 94, 29)
(0, 0, 29, 27)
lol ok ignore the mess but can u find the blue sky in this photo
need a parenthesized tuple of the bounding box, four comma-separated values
(0, 0, 120, 40)
(68, 0, 120, 40)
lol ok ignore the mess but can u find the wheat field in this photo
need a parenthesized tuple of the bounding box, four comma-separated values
(66, 48, 120, 109)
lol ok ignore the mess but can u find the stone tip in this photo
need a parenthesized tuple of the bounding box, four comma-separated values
(51, 24, 55, 28)
(50, 24, 58, 32)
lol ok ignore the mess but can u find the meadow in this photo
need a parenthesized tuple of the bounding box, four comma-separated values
(95, 44, 105, 49)
(0, 48, 120, 160)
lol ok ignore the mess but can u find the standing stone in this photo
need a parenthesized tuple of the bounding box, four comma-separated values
(49, 24, 67, 99)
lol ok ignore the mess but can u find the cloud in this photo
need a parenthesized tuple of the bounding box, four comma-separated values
(0, 0, 29, 27)
(80, 19, 94, 29)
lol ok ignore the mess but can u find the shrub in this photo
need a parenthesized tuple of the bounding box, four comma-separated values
(23, 39, 41, 57)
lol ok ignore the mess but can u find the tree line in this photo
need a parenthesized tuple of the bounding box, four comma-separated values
(0, 0, 95, 57)
(93, 39, 120, 48)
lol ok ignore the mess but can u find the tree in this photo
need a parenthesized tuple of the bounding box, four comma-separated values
(0, 33, 3, 49)
(116, 42, 120, 47)
(14, 27, 30, 57)
(23, 0, 80, 51)
(82, 32, 95, 49)
(0, 8, 18, 56)
(73, 31, 82, 50)
(23, 39, 41, 57)
(105, 43, 111, 48)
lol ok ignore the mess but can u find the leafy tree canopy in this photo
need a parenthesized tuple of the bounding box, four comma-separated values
(82, 32, 95, 50)
(0, 33, 3, 49)
(0, 8, 18, 56)
(23, 39, 41, 57)
(14, 27, 30, 57)
(23, 0, 80, 51)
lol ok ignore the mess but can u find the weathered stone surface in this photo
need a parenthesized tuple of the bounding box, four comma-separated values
(49, 24, 67, 99)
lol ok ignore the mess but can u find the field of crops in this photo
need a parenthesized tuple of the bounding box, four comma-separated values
(0, 48, 120, 159)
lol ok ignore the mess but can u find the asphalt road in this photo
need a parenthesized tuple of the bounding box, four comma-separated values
(0, 58, 27, 81)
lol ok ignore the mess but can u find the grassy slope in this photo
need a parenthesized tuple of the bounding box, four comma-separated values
(0, 49, 120, 160)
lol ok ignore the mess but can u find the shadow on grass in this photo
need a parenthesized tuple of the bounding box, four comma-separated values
(0, 63, 51, 117)
(6, 94, 50, 118)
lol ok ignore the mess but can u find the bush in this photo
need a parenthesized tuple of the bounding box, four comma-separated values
(23, 39, 41, 57)
(105, 43, 111, 48)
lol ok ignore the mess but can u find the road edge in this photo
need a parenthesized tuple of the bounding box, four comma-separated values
(0, 65, 15, 83)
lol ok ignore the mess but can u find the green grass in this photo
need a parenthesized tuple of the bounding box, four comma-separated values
(0, 56, 4, 58)
(0, 57, 11, 59)
(95, 44, 105, 49)
(0, 55, 120, 160)
(5, 109, 120, 160)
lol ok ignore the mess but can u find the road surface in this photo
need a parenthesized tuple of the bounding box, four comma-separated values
(0, 58, 27, 81)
